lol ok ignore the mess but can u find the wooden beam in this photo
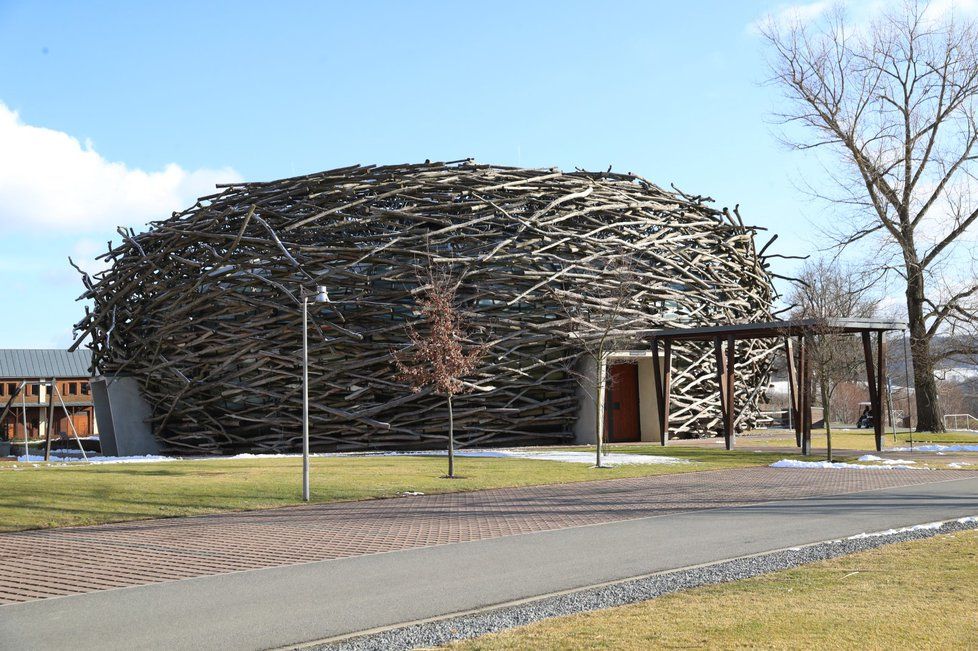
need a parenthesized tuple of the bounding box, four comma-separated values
(784, 337, 800, 447)
(713, 337, 727, 444)
(725, 334, 735, 450)
(661, 339, 672, 445)
(802, 334, 813, 456)
(862, 331, 879, 418)
(650, 338, 667, 446)
(796, 336, 806, 448)
(876, 332, 886, 452)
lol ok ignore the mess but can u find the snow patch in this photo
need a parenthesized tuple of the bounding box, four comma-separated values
(770, 459, 921, 470)
(9, 448, 691, 467)
(228, 449, 691, 465)
(857, 455, 917, 465)
(847, 521, 944, 539)
(787, 515, 978, 549)
(948, 462, 973, 469)
(426, 450, 692, 466)
(891, 444, 978, 453)
(16, 454, 177, 464)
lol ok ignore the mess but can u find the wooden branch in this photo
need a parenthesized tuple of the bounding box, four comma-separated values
(72, 161, 778, 453)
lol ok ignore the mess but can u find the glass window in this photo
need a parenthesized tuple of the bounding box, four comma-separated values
(81, 382, 90, 395)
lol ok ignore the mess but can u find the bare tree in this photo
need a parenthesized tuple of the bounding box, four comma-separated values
(833, 381, 869, 424)
(762, 1, 978, 432)
(551, 256, 643, 468)
(393, 264, 486, 478)
(788, 259, 876, 459)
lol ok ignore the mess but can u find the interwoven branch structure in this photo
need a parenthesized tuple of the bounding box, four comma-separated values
(73, 161, 777, 454)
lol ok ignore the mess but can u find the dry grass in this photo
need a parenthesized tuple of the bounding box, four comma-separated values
(742, 429, 978, 452)
(449, 529, 978, 650)
(0, 446, 791, 532)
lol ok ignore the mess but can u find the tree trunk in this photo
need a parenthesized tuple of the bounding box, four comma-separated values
(820, 377, 832, 462)
(906, 273, 945, 432)
(447, 394, 455, 478)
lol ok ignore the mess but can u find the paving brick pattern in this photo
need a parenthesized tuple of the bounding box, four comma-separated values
(0, 467, 969, 605)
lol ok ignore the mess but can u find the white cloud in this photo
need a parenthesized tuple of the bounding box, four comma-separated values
(922, 0, 978, 23)
(0, 102, 242, 233)
(748, 0, 978, 35)
(748, 1, 832, 34)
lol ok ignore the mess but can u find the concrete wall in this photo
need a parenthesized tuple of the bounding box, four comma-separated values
(636, 358, 661, 442)
(92, 375, 159, 456)
(573, 357, 599, 444)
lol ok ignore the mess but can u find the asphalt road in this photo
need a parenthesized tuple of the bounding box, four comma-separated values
(2, 474, 976, 651)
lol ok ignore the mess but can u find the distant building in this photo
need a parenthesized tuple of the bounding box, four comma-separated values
(0, 350, 97, 443)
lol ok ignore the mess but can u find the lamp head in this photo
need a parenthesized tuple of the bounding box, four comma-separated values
(314, 286, 330, 303)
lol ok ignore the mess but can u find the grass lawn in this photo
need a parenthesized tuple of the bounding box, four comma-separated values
(742, 428, 978, 451)
(448, 528, 978, 650)
(0, 445, 796, 533)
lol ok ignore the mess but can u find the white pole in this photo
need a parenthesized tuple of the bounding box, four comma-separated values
(302, 295, 310, 502)
(54, 384, 88, 461)
(886, 376, 897, 444)
(20, 382, 29, 459)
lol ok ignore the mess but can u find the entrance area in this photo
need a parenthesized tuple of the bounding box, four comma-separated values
(605, 363, 641, 442)
(573, 351, 663, 445)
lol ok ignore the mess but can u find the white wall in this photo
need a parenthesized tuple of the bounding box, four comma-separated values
(574, 354, 663, 444)
(636, 358, 661, 442)
(573, 357, 598, 444)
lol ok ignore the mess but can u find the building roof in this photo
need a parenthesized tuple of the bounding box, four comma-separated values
(0, 349, 93, 379)
(650, 318, 907, 342)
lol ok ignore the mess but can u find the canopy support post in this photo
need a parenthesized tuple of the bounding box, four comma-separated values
(875, 331, 886, 452)
(801, 334, 813, 456)
(651, 338, 673, 446)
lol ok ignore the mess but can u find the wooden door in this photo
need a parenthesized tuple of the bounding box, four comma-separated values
(53, 411, 71, 440)
(73, 410, 91, 437)
(605, 364, 640, 442)
(51, 408, 90, 438)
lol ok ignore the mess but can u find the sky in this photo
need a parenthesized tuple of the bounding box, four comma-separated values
(0, 0, 879, 348)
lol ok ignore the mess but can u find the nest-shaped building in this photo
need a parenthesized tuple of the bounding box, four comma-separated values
(73, 161, 777, 454)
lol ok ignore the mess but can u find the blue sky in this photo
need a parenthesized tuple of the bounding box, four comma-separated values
(0, 0, 828, 348)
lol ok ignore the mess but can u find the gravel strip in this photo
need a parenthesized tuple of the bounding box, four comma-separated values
(301, 516, 978, 651)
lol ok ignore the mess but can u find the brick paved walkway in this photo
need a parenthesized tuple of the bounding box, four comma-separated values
(0, 467, 970, 605)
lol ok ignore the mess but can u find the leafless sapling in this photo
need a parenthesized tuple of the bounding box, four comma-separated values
(393, 265, 487, 478)
(551, 256, 643, 468)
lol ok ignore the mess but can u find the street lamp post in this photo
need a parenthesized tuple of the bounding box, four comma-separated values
(302, 286, 331, 502)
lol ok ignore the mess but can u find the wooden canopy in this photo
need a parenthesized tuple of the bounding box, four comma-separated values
(648, 318, 906, 454)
